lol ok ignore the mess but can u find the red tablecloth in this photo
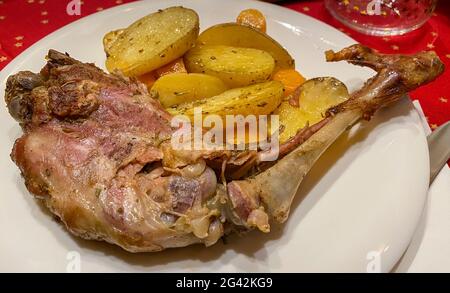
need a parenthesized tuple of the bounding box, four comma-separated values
(0, 0, 448, 128)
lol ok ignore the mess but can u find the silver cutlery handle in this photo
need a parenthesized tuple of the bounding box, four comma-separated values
(428, 121, 450, 184)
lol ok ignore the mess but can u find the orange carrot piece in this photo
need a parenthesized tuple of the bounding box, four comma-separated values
(155, 58, 187, 78)
(236, 9, 267, 33)
(272, 69, 306, 96)
(137, 71, 157, 88)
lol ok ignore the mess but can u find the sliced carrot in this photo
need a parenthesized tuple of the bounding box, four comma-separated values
(236, 9, 267, 33)
(137, 71, 157, 88)
(272, 69, 306, 96)
(155, 58, 187, 78)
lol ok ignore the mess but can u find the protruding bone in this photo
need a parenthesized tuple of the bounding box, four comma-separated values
(228, 45, 444, 229)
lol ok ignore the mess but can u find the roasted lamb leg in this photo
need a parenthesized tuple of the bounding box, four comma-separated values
(4, 45, 443, 252)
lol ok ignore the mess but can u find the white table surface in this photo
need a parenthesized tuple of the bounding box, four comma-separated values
(394, 102, 450, 273)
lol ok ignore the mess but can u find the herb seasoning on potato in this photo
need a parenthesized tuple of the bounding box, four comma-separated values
(184, 45, 275, 88)
(104, 7, 199, 77)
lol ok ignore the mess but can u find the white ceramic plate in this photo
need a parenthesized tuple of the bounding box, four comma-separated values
(0, 0, 429, 272)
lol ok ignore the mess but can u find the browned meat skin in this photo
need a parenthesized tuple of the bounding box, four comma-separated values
(270, 45, 445, 161)
(5, 45, 444, 252)
(7, 50, 223, 251)
(325, 44, 445, 119)
(5, 71, 43, 122)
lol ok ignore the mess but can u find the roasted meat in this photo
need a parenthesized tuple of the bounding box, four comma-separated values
(5, 45, 443, 252)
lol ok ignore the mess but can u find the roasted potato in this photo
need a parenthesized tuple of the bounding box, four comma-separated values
(275, 77, 350, 143)
(184, 45, 275, 88)
(196, 23, 295, 71)
(103, 29, 124, 53)
(151, 73, 228, 108)
(104, 7, 199, 77)
(168, 81, 284, 119)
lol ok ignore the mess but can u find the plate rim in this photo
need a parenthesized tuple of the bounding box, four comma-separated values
(0, 0, 430, 272)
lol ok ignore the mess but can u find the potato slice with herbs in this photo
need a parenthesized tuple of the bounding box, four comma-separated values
(184, 45, 275, 88)
(196, 23, 295, 71)
(275, 77, 350, 143)
(103, 29, 124, 53)
(151, 73, 228, 108)
(168, 81, 284, 119)
(104, 6, 199, 77)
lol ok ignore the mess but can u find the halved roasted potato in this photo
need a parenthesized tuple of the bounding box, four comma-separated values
(275, 77, 350, 143)
(104, 6, 199, 77)
(168, 80, 284, 119)
(103, 29, 124, 53)
(151, 73, 228, 108)
(196, 23, 295, 71)
(184, 45, 275, 87)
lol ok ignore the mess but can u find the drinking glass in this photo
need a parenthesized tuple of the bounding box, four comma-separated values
(324, 0, 438, 36)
